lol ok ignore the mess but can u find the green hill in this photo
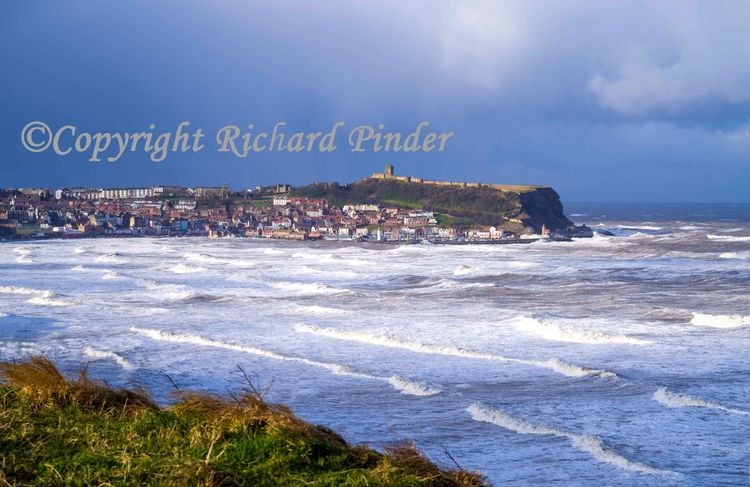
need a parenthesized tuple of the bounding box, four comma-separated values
(291, 178, 574, 233)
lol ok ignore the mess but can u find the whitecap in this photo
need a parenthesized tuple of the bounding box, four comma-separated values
(269, 281, 342, 295)
(170, 264, 207, 274)
(130, 327, 439, 397)
(690, 313, 750, 329)
(514, 317, 652, 345)
(0, 286, 50, 295)
(719, 251, 750, 260)
(466, 403, 671, 476)
(653, 387, 749, 416)
(84, 347, 134, 370)
(28, 296, 71, 307)
(295, 324, 615, 379)
(95, 253, 127, 264)
(288, 305, 350, 316)
(707, 234, 750, 242)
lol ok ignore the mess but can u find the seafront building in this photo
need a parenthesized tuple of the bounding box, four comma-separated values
(0, 168, 549, 242)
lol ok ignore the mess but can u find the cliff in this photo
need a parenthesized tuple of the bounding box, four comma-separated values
(291, 177, 575, 233)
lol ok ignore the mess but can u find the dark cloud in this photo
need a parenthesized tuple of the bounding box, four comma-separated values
(1, 0, 748, 201)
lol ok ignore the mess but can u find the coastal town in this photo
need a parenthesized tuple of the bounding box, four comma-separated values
(0, 167, 578, 243)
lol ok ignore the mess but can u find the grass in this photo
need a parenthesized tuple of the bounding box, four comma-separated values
(0, 357, 488, 486)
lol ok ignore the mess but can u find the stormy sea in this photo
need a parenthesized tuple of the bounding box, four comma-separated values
(1, 203, 748, 486)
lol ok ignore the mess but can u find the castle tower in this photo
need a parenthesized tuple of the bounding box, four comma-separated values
(384, 164, 394, 177)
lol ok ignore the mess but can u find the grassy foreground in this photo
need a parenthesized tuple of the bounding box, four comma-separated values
(0, 358, 487, 486)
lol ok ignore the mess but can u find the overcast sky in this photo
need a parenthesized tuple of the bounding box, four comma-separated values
(2, 1, 749, 202)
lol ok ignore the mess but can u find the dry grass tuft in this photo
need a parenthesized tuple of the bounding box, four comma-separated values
(0, 356, 155, 412)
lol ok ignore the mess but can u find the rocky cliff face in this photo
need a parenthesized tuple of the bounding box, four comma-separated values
(291, 179, 575, 232)
(518, 187, 574, 232)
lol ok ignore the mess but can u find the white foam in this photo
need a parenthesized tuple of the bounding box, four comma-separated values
(290, 304, 350, 316)
(653, 387, 749, 416)
(453, 265, 476, 275)
(466, 403, 670, 476)
(71, 265, 88, 272)
(0, 286, 70, 306)
(719, 251, 750, 260)
(269, 281, 342, 295)
(132, 307, 169, 316)
(84, 347, 134, 370)
(690, 313, 750, 329)
(101, 271, 122, 280)
(170, 264, 207, 274)
(183, 252, 223, 264)
(27, 296, 71, 307)
(73, 246, 87, 254)
(387, 376, 442, 396)
(130, 327, 438, 397)
(0, 286, 49, 296)
(707, 234, 750, 242)
(15, 255, 34, 264)
(96, 253, 127, 264)
(295, 324, 615, 379)
(514, 317, 652, 345)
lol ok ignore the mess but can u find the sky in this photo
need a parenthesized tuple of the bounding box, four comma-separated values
(1, 1, 749, 202)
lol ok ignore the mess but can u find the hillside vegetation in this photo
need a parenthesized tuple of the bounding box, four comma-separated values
(0, 357, 487, 487)
(291, 179, 573, 232)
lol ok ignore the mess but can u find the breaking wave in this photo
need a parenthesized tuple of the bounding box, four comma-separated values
(130, 327, 439, 397)
(101, 271, 122, 280)
(0, 286, 49, 295)
(96, 253, 127, 264)
(514, 317, 652, 345)
(171, 264, 207, 274)
(84, 347, 134, 370)
(294, 324, 615, 379)
(719, 251, 750, 260)
(0, 286, 71, 307)
(183, 252, 223, 264)
(690, 313, 750, 329)
(132, 307, 170, 316)
(269, 281, 343, 295)
(289, 304, 350, 316)
(71, 265, 88, 272)
(28, 295, 71, 307)
(653, 387, 749, 416)
(466, 403, 670, 476)
(707, 234, 750, 242)
(387, 376, 441, 396)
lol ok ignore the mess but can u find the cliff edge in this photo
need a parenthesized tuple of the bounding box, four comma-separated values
(291, 167, 577, 233)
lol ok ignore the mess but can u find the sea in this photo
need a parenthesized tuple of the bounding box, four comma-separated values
(1, 203, 748, 486)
